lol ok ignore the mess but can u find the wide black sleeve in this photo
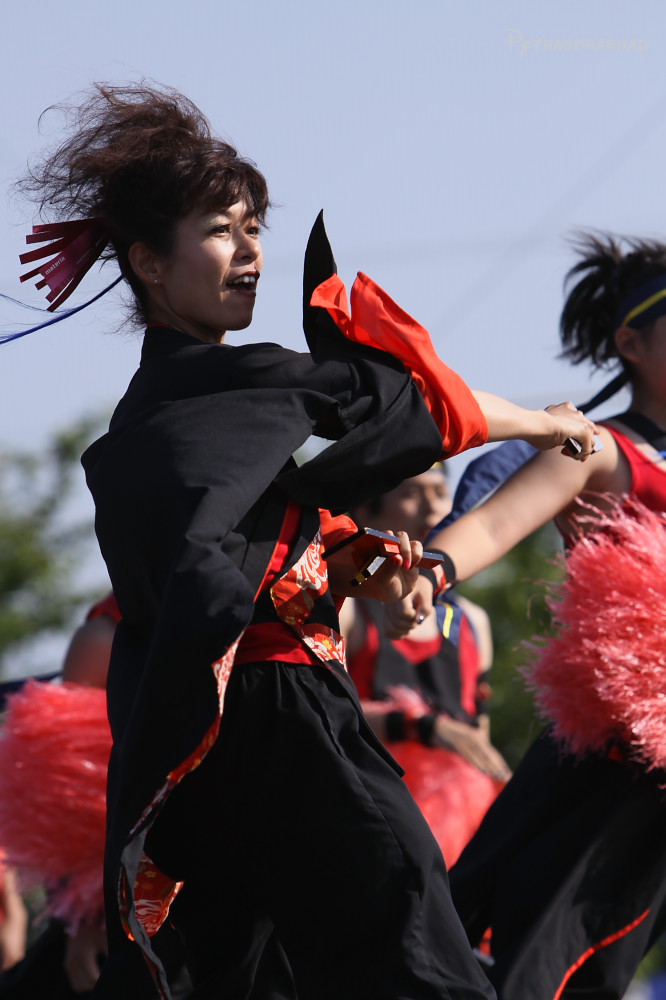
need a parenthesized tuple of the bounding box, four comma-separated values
(135, 335, 413, 437)
(118, 333, 443, 513)
(214, 340, 444, 511)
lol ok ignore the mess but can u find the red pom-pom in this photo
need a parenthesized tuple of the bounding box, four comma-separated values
(523, 498, 666, 770)
(379, 686, 503, 865)
(0, 680, 110, 929)
(393, 741, 503, 866)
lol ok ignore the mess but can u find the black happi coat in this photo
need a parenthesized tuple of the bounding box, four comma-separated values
(82, 327, 440, 934)
(81, 217, 483, 993)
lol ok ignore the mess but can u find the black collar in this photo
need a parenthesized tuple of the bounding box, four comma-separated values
(140, 326, 228, 361)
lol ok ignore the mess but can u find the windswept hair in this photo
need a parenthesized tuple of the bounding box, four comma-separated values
(19, 82, 270, 323)
(560, 232, 666, 369)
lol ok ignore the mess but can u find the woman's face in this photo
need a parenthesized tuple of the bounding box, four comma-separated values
(642, 316, 666, 383)
(150, 200, 263, 343)
(620, 315, 666, 404)
(370, 469, 452, 543)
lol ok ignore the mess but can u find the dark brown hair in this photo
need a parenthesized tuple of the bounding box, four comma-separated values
(19, 82, 270, 323)
(560, 232, 666, 370)
(351, 464, 449, 519)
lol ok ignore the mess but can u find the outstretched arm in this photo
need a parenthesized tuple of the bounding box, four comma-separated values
(430, 432, 612, 578)
(473, 395, 598, 457)
(387, 425, 621, 635)
(0, 868, 27, 971)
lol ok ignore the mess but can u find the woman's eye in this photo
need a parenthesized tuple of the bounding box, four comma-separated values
(212, 224, 231, 235)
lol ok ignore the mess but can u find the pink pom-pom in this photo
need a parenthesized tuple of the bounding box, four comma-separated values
(523, 498, 666, 770)
(0, 680, 110, 929)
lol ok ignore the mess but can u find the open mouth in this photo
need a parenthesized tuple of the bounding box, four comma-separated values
(227, 273, 259, 291)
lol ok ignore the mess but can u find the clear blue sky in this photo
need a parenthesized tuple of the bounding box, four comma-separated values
(0, 0, 664, 662)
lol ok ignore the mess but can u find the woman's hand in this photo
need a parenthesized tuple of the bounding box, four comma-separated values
(384, 575, 435, 637)
(329, 530, 423, 602)
(358, 529, 423, 603)
(472, 391, 599, 459)
(64, 923, 108, 993)
(529, 402, 599, 459)
(433, 716, 512, 781)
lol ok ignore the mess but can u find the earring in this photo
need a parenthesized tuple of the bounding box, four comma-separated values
(153, 278, 160, 285)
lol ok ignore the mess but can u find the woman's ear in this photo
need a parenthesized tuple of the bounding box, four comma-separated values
(128, 242, 162, 288)
(614, 325, 643, 367)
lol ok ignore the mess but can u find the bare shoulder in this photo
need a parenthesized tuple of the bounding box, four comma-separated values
(575, 423, 629, 495)
(554, 424, 632, 535)
(62, 616, 117, 688)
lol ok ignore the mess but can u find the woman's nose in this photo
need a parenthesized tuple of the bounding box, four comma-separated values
(422, 492, 438, 515)
(235, 233, 261, 261)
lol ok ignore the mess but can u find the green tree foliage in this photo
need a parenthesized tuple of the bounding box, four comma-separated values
(0, 418, 103, 676)
(458, 522, 565, 769)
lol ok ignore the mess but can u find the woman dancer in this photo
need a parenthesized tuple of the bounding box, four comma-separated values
(15, 82, 596, 1000)
(389, 233, 666, 999)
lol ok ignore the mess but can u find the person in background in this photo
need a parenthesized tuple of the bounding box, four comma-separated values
(341, 465, 510, 868)
(388, 233, 666, 1000)
(0, 594, 190, 999)
(59, 595, 118, 996)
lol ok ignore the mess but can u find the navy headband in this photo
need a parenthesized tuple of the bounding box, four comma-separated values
(615, 273, 666, 330)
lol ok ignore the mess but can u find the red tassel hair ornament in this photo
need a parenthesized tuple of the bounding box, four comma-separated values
(19, 219, 109, 311)
(523, 498, 666, 771)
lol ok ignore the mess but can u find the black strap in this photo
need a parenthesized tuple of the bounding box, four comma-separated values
(614, 411, 666, 455)
(577, 371, 630, 414)
(424, 548, 457, 587)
